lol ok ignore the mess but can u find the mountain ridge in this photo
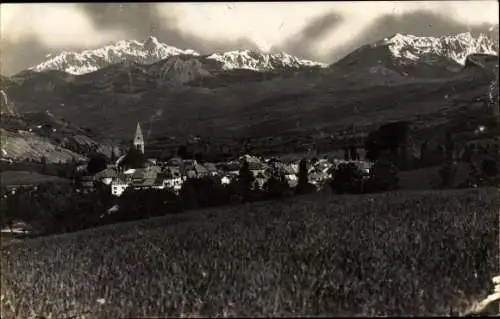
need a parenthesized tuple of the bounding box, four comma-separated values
(333, 32, 498, 78)
(1, 32, 496, 149)
(29, 36, 327, 76)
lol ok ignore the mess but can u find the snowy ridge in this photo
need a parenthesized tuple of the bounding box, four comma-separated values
(377, 32, 498, 65)
(29, 37, 326, 76)
(207, 50, 326, 71)
(30, 36, 200, 75)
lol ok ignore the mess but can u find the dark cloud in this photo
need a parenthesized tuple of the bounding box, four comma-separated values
(1, 3, 261, 76)
(0, 36, 53, 76)
(80, 3, 260, 54)
(325, 10, 499, 64)
(274, 12, 343, 59)
(80, 3, 160, 41)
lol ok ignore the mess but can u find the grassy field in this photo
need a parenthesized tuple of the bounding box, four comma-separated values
(0, 171, 70, 187)
(1, 189, 498, 318)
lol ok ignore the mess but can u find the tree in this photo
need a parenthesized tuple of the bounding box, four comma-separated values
(194, 151, 204, 163)
(444, 131, 455, 162)
(461, 144, 472, 163)
(330, 163, 364, 194)
(365, 121, 410, 168)
(238, 159, 255, 202)
(182, 176, 228, 208)
(419, 141, 428, 165)
(263, 171, 291, 199)
(110, 147, 117, 164)
(349, 145, 359, 161)
(87, 153, 107, 175)
(438, 162, 458, 189)
(120, 147, 145, 170)
(41, 156, 47, 173)
(343, 146, 350, 161)
(177, 145, 189, 159)
(367, 157, 400, 192)
(480, 156, 500, 187)
(296, 158, 315, 195)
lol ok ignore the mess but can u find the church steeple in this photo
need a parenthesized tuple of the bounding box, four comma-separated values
(134, 122, 145, 154)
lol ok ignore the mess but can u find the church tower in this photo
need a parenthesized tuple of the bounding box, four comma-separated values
(134, 122, 145, 154)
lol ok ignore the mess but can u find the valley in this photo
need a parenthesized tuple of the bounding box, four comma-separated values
(0, 32, 498, 165)
(1, 4, 499, 317)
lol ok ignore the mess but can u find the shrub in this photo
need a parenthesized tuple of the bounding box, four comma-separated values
(296, 158, 315, 195)
(367, 158, 400, 192)
(87, 153, 108, 175)
(438, 162, 458, 189)
(330, 163, 364, 194)
(237, 160, 256, 202)
(263, 173, 292, 200)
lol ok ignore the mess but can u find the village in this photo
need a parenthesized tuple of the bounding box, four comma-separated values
(78, 122, 373, 197)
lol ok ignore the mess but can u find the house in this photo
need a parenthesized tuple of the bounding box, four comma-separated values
(76, 163, 88, 173)
(285, 174, 298, 187)
(254, 171, 269, 189)
(111, 178, 129, 196)
(80, 175, 95, 189)
(221, 173, 238, 185)
(219, 162, 240, 175)
(132, 168, 158, 189)
(183, 160, 209, 179)
(356, 161, 373, 174)
(309, 171, 329, 185)
(168, 157, 184, 167)
(309, 159, 333, 174)
(203, 162, 219, 176)
(162, 167, 183, 191)
(247, 162, 267, 177)
(94, 168, 119, 185)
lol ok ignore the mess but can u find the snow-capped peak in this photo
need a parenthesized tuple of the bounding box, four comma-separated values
(144, 35, 161, 51)
(30, 37, 326, 75)
(206, 50, 326, 71)
(29, 36, 200, 75)
(378, 32, 498, 65)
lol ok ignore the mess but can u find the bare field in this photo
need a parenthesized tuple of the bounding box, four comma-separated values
(1, 189, 498, 318)
(0, 171, 70, 187)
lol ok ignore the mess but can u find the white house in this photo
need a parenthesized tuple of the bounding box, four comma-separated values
(111, 179, 129, 197)
(285, 174, 298, 187)
(163, 167, 183, 191)
(221, 175, 232, 185)
(162, 176, 183, 191)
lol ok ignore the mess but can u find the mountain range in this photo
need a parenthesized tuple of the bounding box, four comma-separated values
(1, 32, 498, 159)
(30, 35, 326, 76)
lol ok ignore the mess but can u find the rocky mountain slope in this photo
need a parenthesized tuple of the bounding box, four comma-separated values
(1, 111, 114, 163)
(2, 33, 497, 148)
(332, 32, 498, 77)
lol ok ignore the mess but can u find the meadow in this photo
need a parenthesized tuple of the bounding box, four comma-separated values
(1, 188, 498, 318)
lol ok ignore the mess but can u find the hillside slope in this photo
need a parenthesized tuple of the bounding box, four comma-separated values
(1, 189, 497, 317)
(332, 32, 498, 78)
(0, 112, 114, 163)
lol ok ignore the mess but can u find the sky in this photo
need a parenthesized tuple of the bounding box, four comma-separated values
(1, 1, 498, 76)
